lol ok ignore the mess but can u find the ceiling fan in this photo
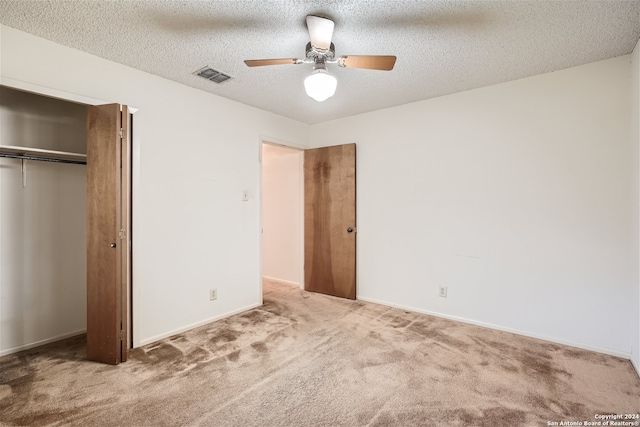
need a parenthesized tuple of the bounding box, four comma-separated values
(244, 15, 397, 102)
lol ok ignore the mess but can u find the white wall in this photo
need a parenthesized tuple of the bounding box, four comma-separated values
(310, 56, 634, 356)
(0, 86, 87, 355)
(261, 144, 303, 286)
(0, 25, 309, 347)
(632, 38, 640, 373)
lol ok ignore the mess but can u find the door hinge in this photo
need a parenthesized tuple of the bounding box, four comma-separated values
(119, 229, 126, 239)
(119, 128, 123, 139)
(120, 330, 125, 341)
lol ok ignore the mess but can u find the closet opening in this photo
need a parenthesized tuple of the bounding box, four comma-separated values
(0, 85, 133, 361)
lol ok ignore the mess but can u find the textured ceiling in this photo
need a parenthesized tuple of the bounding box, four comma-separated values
(1, 1, 639, 124)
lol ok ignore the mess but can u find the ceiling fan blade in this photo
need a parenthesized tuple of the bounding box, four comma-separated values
(306, 15, 334, 50)
(337, 55, 397, 71)
(244, 58, 300, 67)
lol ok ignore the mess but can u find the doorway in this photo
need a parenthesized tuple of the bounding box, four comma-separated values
(260, 141, 357, 301)
(261, 143, 304, 294)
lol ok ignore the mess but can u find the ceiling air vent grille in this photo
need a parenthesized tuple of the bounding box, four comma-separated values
(194, 66, 232, 84)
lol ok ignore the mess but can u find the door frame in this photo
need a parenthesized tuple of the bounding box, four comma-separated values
(2, 78, 142, 348)
(258, 136, 306, 303)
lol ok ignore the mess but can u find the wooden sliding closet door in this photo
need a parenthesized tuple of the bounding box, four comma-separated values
(304, 143, 356, 300)
(86, 104, 130, 365)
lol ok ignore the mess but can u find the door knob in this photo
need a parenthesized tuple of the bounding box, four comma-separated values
(347, 227, 354, 233)
(110, 243, 117, 248)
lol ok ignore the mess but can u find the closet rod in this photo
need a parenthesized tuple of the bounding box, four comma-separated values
(0, 153, 86, 165)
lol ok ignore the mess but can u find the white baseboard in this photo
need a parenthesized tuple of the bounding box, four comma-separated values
(631, 355, 640, 378)
(262, 276, 301, 288)
(138, 303, 261, 347)
(356, 295, 631, 360)
(0, 329, 86, 357)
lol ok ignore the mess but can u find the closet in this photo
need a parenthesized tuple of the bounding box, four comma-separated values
(0, 86, 131, 364)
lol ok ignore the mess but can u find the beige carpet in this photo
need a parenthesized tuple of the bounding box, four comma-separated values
(1, 279, 639, 426)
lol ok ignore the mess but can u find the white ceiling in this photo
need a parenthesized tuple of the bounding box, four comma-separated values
(1, 1, 639, 124)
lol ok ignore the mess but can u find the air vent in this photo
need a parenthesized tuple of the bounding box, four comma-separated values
(193, 66, 232, 84)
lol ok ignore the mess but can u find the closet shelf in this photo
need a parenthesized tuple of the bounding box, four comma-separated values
(0, 145, 87, 164)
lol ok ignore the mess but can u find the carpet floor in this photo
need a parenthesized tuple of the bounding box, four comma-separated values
(1, 280, 639, 426)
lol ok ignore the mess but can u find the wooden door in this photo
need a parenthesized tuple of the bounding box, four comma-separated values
(86, 104, 130, 364)
(304, 143, 356, 299)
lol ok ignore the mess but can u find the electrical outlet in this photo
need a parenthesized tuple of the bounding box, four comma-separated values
(209, 288, 217, 301)
(439, 285, 447, 298)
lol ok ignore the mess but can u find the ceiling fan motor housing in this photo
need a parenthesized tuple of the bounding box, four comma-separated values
(306, 42, 335, 62)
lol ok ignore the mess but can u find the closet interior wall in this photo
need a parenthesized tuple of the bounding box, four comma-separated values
(0, 86, 88, 356)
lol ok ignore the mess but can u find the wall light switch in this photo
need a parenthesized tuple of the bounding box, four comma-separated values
(242, 190, 249, 201)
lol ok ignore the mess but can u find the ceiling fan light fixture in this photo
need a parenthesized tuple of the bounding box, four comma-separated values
(304, 67, 337, 102)
(245, 14, 396, 102)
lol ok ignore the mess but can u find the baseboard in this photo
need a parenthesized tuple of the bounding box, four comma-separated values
(138, 303, 261, 347)
(631, 355, 640, 378)
(356, 296, 631, 360)
(0, 329, 86, 357)
(262, 276, 301, 288)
